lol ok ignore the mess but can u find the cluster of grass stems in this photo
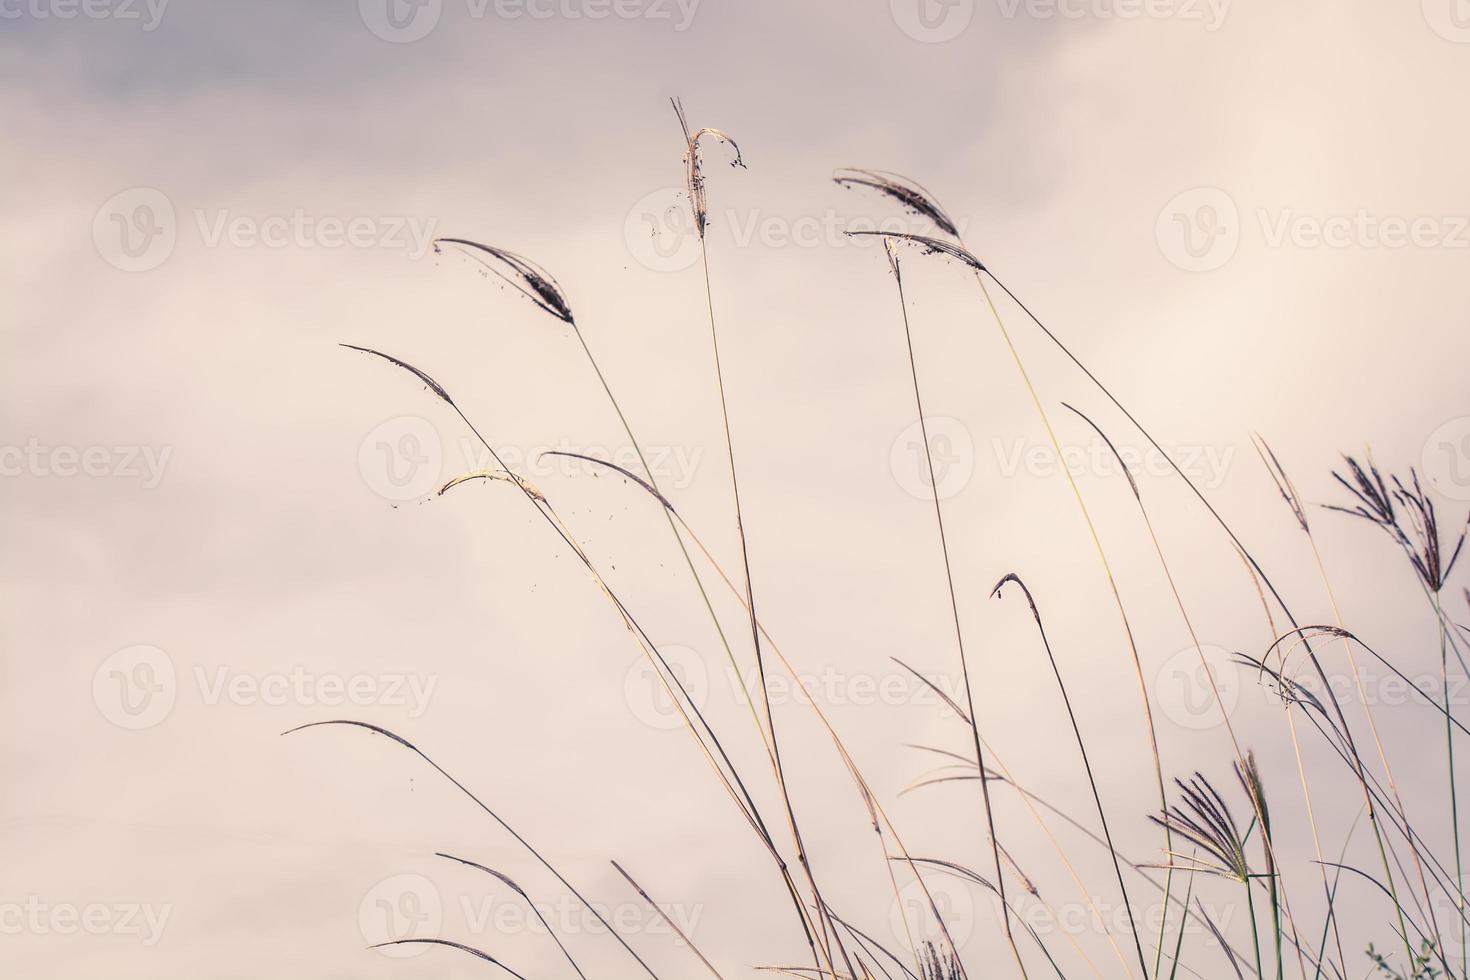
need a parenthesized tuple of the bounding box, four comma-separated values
(289, 100, 1470, 980)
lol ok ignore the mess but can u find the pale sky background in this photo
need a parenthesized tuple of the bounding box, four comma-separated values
(5, 1, 1470, 977)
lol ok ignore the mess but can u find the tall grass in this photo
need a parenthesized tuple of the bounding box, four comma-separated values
(293, 103, 1470, 980)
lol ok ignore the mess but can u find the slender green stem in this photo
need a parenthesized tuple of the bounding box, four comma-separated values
(1247, 880, 1264, 980)
(1439, 590, 1466, 977)
(1166, 869, 1197, 980)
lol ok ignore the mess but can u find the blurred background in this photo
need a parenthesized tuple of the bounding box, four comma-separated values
(4, 1, 1470, 976)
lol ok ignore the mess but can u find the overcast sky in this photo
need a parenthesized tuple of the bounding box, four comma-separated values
(5, 1, 1470, 977)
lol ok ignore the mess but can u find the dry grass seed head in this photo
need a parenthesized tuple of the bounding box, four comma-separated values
(845, 230, 984, 273)
(832, 168, 959, 239)
(434, 238, 574, 324)
(671, 97, 745, 240)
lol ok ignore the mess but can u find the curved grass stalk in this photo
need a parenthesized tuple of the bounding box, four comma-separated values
(848, 215, 1414, 977)
(1231, 542, 1346, 980)
(906, 853, 1107, 979)
(959, 269, 1425, 973)
(992, 573, 1148, 978)
(1257, 631, 1468, 980)
(437, 851, 586, 979)
(846, 218, 1171, 979)
(673, 97, 850, 980)
(1260, 440, 1447, 968)
(340, 343, 829, 962)
(1058, 405, 1311, 979)
(433, 236, 777, 769)
(897, 857, 1068, 978)
(883, 240, 1026, 979)
(286, 720, 658, 978)
(544, 448, 980, 977)
(901, 715, 1130, 980)
(904, 741, 1301, 978)
(613, 860, 726, 979)
(371, 937, 530, 978)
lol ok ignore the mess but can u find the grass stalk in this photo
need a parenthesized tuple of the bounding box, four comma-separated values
(884, 241, 1028, 979)
(993, 572, 1149, 978)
